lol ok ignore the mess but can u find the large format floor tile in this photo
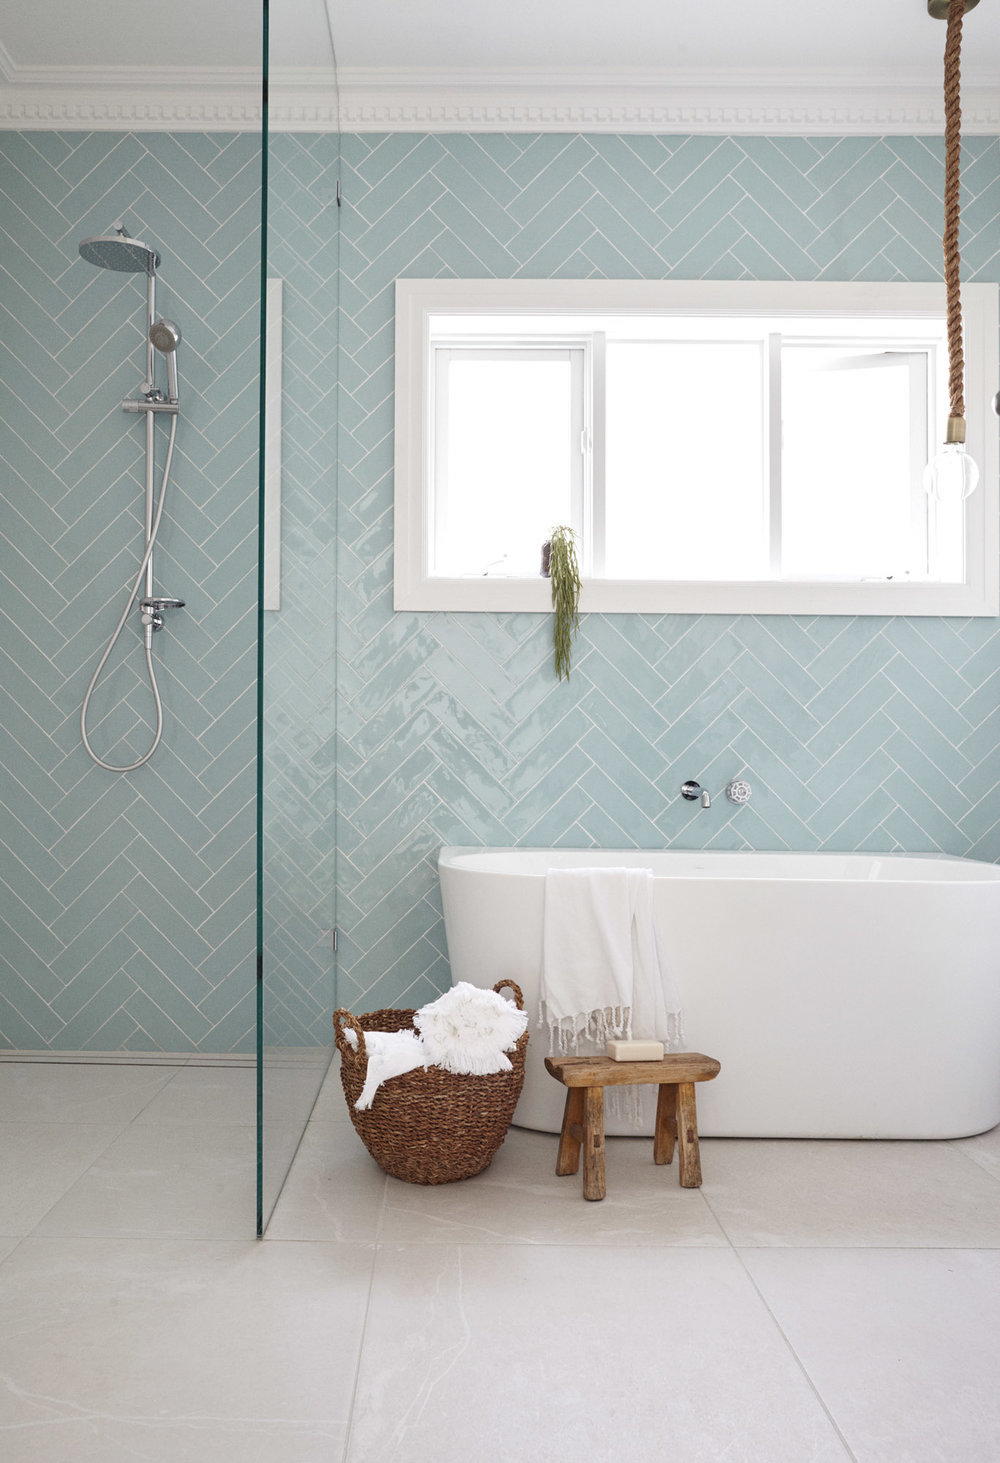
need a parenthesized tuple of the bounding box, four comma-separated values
(0, 1236, 374, 1463)
(0, 1062, 177, 1126)
(379, 1127, 730, 1247)
(0, 1124, 123, 1236)
(31, 1123, 257, 1240)
(743, 1248, 1000, 1463)
(132, 1061, 333, 1128)
(700, 1136, 1000, 1247)
(265, 1121, 389, 1242)
(130, 1065, 259, 1126)
(345, 1243, 853, 1463)
(308, 1064, 352, 1126)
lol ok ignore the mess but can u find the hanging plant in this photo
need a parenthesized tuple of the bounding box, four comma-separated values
(542, 525, 582, 681)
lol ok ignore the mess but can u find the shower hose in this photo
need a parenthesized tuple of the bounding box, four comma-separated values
(80, 414, 178, 772)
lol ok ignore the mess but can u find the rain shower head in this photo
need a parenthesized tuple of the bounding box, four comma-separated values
(79, 223, 159, 275)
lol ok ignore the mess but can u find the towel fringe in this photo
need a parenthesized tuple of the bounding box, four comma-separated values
(541, 1002, 687, 1129)
(540, 1001, 631, 1055)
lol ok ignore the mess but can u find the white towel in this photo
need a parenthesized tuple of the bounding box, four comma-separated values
(540, 868, 634, 1049)
(540, 866, 684, 1055)
(343, 1028, 430, 1111)
(540, 866, 684, 1125)
(627, 868, 684, 1052)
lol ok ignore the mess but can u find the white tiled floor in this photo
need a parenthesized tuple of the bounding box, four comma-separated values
(2, 1060, 1000, 1461)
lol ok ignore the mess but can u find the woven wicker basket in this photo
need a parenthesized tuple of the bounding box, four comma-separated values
(332, 979, 528, 1185)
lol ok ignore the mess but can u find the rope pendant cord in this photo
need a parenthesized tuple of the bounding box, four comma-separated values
(943, 0, 967, 426)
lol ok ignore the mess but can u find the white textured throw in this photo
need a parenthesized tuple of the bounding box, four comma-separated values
(540, 867, 684, 1121)
(414, 981, 528, 1075)
(346, 983, 528, 1110)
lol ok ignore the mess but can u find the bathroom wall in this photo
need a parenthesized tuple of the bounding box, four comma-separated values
(335, 132, 1000, 1016)
(0, 129, 338, 1052)
(0, 131, 262, 1051)
(4, 128, 1000, 1047)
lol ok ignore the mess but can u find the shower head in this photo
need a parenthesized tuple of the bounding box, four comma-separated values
(79, 223, 159, 275)
(149, 319, 181, 353)
(149, 320, 181, 403)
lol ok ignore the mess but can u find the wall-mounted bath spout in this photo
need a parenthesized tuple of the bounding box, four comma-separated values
(681, 780, 711, 807)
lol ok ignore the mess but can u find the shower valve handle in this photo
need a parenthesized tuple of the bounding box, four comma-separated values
(123, 396, 179, 414)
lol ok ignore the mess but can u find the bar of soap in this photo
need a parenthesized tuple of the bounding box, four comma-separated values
(606, 1039, 664, 1062)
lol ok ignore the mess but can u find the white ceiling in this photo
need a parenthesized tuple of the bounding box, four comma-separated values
(323, 0, 1000, 79)
(2, 0, 999, 77)
(2, 0, 999, 133)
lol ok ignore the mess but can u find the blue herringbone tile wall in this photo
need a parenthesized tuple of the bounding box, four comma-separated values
(5, 128, 1000, 1048)
(335, 132, 1000, 1016)
(0, 132, 261, 1051)
(261, 135, 339, 1048)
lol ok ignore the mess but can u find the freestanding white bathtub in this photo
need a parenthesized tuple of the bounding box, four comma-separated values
(438, 846, 1000, 1140)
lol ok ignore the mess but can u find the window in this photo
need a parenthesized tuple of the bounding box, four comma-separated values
(394, 280, 999, 615)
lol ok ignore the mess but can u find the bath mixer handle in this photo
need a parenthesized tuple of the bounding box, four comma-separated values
(726, 779, 751, 805)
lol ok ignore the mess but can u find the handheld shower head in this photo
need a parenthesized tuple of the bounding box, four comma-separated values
(149, 319, 181, 353)
(149, 319, 181, 403)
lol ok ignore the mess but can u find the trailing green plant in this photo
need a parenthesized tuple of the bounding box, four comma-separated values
(545, 525, 582, 681)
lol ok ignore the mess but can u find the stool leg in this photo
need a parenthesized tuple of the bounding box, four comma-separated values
(653, 1082, 677, 1166)
(555, 1086, 584, 1176)
(582, 1086, 606, 1201)
(676, 1082, 703, 1188)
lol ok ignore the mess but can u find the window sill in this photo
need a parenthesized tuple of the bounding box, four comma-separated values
(394, 574, 999, 617)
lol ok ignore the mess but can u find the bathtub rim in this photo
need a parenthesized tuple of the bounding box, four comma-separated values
(438, 845, 1000, 884)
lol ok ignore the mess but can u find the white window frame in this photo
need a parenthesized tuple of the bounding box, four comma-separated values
(394, 278, 999, 616)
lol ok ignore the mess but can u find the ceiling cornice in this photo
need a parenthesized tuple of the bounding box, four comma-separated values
(2, 65, 999, 135)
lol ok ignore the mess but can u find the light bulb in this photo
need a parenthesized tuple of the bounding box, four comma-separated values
(923, 441, 980, 502)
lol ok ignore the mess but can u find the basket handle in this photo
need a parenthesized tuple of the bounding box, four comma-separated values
(492, 979, 525, 1011)
(332, 1008, 367, 1061)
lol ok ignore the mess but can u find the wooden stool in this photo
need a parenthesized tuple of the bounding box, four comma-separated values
(544, 1052, 721, 1201)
